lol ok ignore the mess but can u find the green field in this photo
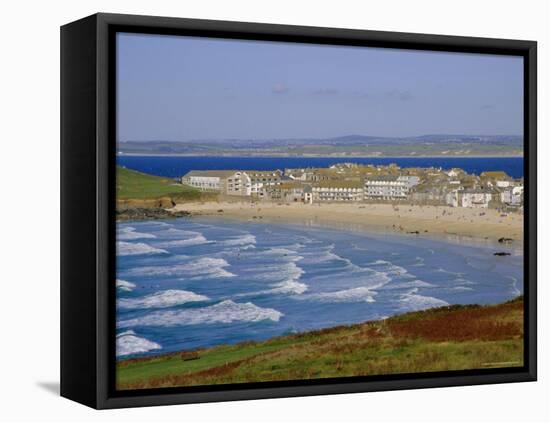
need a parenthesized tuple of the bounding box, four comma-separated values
(117, 297, 524, 390)
(117, 166, 210, 202)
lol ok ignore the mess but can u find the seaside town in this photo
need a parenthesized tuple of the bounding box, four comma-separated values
(181, 163, 524, 210)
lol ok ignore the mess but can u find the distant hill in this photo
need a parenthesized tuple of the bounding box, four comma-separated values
(117, 134, 523, 157)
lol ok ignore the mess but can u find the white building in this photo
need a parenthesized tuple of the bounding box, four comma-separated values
(446, 189, 493, 208)
(246, 170, 282, 196)
(501, 186, 523, 206)
(181, 170, 252, 196)
(496, 180, 512, 188)
(181, 170, 236, 191)
(312, 181, 364, 202)
(272, 182, 313, 203)
(364, 175, 420, 200)
(225, 172, 252, 196)
(182, 169, 282, 197)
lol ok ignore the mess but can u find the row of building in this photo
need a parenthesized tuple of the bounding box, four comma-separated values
(181, 164, 523, 209)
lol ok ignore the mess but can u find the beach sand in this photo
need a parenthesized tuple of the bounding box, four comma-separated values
(170, 201, 523, 245)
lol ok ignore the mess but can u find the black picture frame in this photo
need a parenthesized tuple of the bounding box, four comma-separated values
(61, 12, 537, 409)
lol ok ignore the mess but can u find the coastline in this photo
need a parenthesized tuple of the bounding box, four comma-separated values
(117, 297, 524, 389)
(170, 202, 523, 247)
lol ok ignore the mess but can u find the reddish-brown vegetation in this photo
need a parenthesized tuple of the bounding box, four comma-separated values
(387, 300, 523, 342)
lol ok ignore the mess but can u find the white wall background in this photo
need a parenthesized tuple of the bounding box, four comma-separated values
(1, 0, 546, 420)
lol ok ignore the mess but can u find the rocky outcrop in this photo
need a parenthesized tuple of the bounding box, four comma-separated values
(117, 197, 175, 209)
(116, 207, 191, 221)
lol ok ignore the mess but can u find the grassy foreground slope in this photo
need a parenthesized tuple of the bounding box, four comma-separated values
(117, 166, 202, 200)
(117, 297, 524, 390)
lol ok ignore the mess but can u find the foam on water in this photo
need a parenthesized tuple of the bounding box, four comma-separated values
(259, 246, 304, 256)
(506, 276, 521, 296)
(156, 227, 201, 238)
(155, 232, 209, 248)
(217, 234, 257, 246)
(301, 287, 376, 303)
(366, 259, 413, 278)
(382, 279, 436, 290)
(118, 300, 283, 327)
(117, 241, 168, 256)
(398, 288, 449, 311)
(246, 260, 304, 282)
(299, 244, 349, 265)
(116, 279, 136, 292)
(127, 257, 236, 278)
(116, 330, 161, 357)
(117, 226, 156, 240)
(238, 279, 309, 297)
(117, 289, 209, 310)
(116, 218, 523, 358)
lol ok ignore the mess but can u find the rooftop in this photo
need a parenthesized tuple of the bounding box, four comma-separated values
(480, 171, 509, 179)
(365, 175, 400, 182)
(315, 180, 364, 189)
(183, 170, 240, 178)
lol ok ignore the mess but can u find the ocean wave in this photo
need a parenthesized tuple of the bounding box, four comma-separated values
(412, 256, 425, 267)
(240, 244, 256, 250)
(157, 227, 200, 238)
(312, 265, 392, 290)
(147, 221, 172, 227)
(116, 330, 161, 357)
(268, 280, 308, 295)
(398, 288, 449, 311)
(116, 279, 136, 292)
(435, 267, 464, 277)
(117, 226, 156, 241)
(504, 276, 521, 296)
(449, 286, 474, 292)
(155, 233, 209, 248)
(261, 246, 303, 256)
(245, 260, 304, 283)
(127, 257, 235, 279)
(217, 234, 257, 246)
(300, 287, 376, 303)
(117, 289, 210, 310)
(382, 279, 436, 290)
(117, 241, 168, 257)
(238, 279, 309, 297)
(117, 300, 283, 327)
(365, 259, 412, 277)
(298, 244, 350, 265)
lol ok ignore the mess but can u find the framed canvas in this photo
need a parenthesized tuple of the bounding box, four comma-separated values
(60, 13, 537, 409)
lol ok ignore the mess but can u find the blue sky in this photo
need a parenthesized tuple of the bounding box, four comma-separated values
(117, 32, 523, 142)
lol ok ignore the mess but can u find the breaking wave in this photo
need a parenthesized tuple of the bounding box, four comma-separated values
(247, 260, 304, 282)
(155, 232, 209, 248)
(117, 241, 168, 256)
(238, 279, 308, 297)
(117, 289, 209, 310)
(127, 257, 236, 279)
(116, 279, 136, 292)
(398, 288, 449, 311)
(116, 330, 161, 357)
(117, 300, 282, 327)
(217, 234, 257, 246)
(365, 259, 413, 277)
(382, 279, 436, 290)
(117, 226, 156, 241)
(301, 287, 376, 303)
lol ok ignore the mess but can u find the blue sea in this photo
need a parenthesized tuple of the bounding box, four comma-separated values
(117, 156, 524, 179)
(116, 218, 523, 359)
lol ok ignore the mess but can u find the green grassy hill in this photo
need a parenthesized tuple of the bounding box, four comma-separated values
(117, 166, 203, 200)
(117, 297, 524, 390)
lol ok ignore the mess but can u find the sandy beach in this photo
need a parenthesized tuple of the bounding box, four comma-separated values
(170, 201, 523, 245)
